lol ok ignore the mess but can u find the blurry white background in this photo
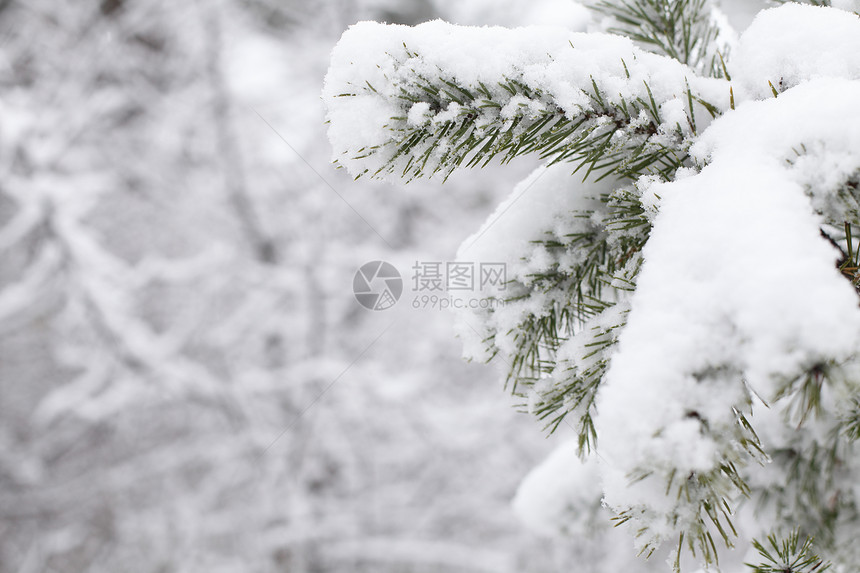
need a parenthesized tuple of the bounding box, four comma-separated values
(0, 1, 606, 571)
(0, 0, 774, 569)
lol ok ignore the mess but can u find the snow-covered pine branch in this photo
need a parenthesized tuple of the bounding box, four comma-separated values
(452, 164, 648, 450)
(325, 2, 860, 571)
(324, 20, 728, 183)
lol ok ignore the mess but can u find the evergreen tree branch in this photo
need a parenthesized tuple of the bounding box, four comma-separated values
(590, 0, 728, 77)
(614, 405, 767, 571)
(747, 530, 831, 573)
(324, 22, 727, 183)
(484, 186, 649, 448)
(841, 398, 860, 441)
(350, 66, 691, 183)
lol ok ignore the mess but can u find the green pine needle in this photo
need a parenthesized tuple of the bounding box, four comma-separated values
(746, 530, 831, 573)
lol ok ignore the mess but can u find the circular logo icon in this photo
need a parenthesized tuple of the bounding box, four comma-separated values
(353, 261, 403, 311)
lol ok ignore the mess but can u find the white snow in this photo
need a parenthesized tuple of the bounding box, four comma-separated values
(512, 440, 602, 537)
(731, 4, 860, 100)
(458, 164, 606, 288)
(453, 163, 616, 361)
(598, 77, 860, 547)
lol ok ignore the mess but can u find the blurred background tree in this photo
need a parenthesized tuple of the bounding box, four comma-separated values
(0, 1, 605, 572)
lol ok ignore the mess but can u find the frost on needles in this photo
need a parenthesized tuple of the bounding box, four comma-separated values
(324, 2, 860, 571)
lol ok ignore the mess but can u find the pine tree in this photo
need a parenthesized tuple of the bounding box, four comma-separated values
(324, 1, 860, 571)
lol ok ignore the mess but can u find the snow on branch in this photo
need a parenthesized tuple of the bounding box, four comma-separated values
(324, 3, 860, 571)
(730, 3, 860, 99)
(598, 77, 860, 562)
(323, 20, 728, 182)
